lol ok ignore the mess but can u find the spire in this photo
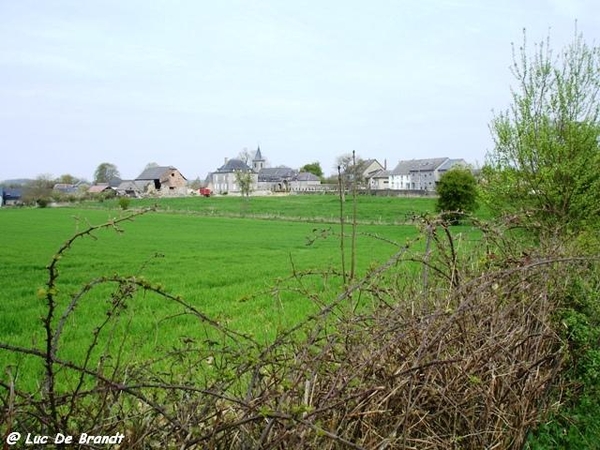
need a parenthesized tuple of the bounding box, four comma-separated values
(252, 145, 265, 171)
(254, 145, 263, 161)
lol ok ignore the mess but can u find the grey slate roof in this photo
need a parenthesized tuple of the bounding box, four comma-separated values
(217, 159, 252, 172)
(136, 166, 177, 180)
(108, 177, 123, 187)
(117, 180, 151, 192)
(53, 183, 79, 193)
(362, 159, 386, 177)
(295, 172, 321, 182)
(390, 160, 415, 176)
(258, 167, 296, 182)
(437, 158, 467, 172)
(391, 158, 449, 175)
(369, 169, 391, 178)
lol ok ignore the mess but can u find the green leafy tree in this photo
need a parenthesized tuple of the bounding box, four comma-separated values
(56, 174, 79, 184)
(93, 163, 120, 184)
(484, 29, 600, 234)
(300, 162, 324, 178)
(235, 171, 253, 197)
(435, 168, 478, 224)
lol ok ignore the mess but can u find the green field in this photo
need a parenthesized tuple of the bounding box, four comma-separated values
(86, 192, 439, 224)
(4, 195, 590, 447)
(0, 196, 436, 387)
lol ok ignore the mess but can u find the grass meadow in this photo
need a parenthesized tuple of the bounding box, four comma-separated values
(0, 195, 439, 388)
(4, 195, 588, 447)
(88, 192, 439, 223)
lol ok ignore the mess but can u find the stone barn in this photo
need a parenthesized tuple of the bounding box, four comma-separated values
(135, 166, 188, 196)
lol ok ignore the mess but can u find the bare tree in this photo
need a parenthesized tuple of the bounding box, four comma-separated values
(238, 148, 252, 165)
(336, 152, 367, 188)
(56, 174, 80, 185)
(23, 174, 55, 206)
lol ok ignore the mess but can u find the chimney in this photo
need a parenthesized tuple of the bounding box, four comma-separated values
(384, 159, 387, 170)
(224, 157, 228, 165)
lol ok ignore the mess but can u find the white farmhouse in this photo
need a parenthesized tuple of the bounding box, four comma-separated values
(388, 158, 467, 191)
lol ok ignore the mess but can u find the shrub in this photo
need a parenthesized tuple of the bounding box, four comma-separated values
(36, 198, 49, 208)
(118, 196, 130, 210)
(435, 167, 477, 224)
(485, 30, 600, 235)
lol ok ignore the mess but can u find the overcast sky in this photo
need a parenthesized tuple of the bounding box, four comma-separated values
(1, 0, 599, 182)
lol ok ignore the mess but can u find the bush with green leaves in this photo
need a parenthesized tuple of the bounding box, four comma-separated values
(435, 167, 477, 224)
(484, 29, 600, 235)
(118, 196, 130, 210)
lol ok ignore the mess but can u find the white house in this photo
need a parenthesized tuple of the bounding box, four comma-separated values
(207, 158, 258, 194)
(389, 158, 467, 191)
(368, 169, 391, 190)
(361, 159, 386, 180)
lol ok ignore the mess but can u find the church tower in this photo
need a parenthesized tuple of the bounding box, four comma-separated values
(252, 146, 265, 172)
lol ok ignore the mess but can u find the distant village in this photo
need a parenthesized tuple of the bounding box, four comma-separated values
(1, 147, 469, 206)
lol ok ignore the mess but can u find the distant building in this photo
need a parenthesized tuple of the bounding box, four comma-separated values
(436, 158, 468, 176)
(134, 166, 188, 196)
(53, 181, 89, 195)
(88, 184, 115, 195)
(289, 172, 322, 192)
(206, 147, 322, 194)
(257, 166, 296, 191)
(1, 187, 23, 205)
(207, 158, 258, 194)
(361, 159, 386, 180)
(252, 146, 266, 172)
(115, 180, 149, 198)
(256, 167, 322, 192)
(388, 157, 467, 191)
(368, 169, 391, 190)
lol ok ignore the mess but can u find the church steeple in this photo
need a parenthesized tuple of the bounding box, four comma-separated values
(252, 145, 265, 171)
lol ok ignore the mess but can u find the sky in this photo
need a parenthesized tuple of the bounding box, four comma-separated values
(1, 0, 599, 182)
